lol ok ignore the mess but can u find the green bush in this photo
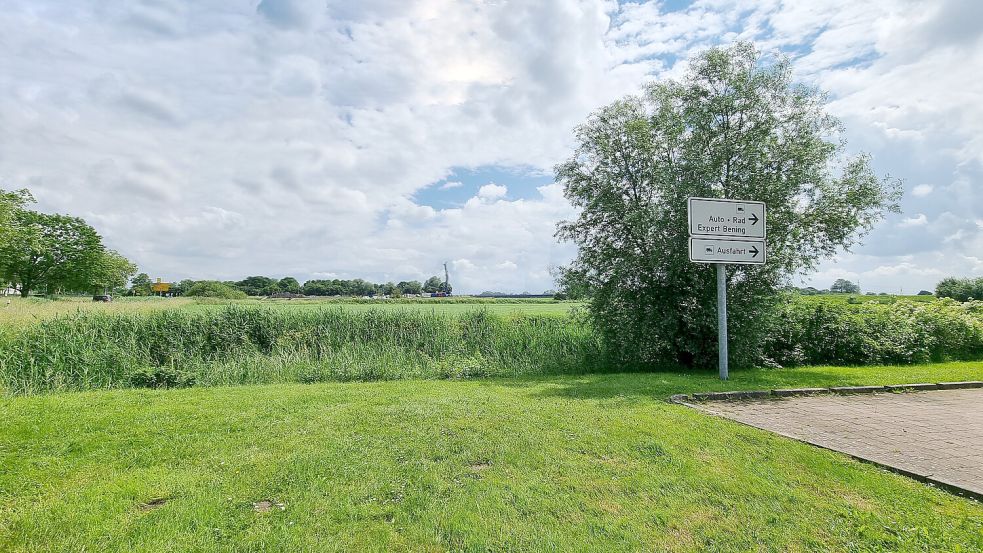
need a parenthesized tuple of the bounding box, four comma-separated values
(185, 281, 247, 299)
(763, 298, 983, 366)
(129, 365, 196, 388)
(936, 276, 983, 302)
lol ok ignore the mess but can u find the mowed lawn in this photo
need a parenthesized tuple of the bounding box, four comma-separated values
(2, 364, 982, 551)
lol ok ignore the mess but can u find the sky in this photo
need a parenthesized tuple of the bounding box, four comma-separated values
(1, 0, 981, 294)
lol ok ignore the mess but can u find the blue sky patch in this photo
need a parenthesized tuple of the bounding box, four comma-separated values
(414, 165, 555, 209)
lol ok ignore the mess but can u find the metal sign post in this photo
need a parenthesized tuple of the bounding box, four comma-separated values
(716, 263, 728, 380)
(687, 197, 766, 380)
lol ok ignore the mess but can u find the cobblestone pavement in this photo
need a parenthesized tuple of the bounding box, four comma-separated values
(694, 389, 983, 499)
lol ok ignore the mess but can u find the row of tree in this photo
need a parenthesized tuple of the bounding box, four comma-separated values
(793, 279, 862, 295)
(1, 189, 137, 297)
(130, 274, 452, 297)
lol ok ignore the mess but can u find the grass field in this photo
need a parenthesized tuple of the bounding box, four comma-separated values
(0, 293, 940, 330)
(0, 296, 580, 330)
(2, 363, 982, 552)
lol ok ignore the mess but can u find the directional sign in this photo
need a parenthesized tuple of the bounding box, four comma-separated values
(688, 197, 766, 239)
(686, 196, 768, 380)
(689, 237, 766, 265)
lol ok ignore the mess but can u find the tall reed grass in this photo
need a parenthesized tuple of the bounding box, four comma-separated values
(0, 306, 606, 394)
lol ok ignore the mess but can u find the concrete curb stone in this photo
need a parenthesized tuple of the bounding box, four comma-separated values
(828, 385, 885, 394)
(937, 381, 983, 390)
(772, 387, 827, 397)
(885, 383, 940, 392)
(670, 379, 983, 404)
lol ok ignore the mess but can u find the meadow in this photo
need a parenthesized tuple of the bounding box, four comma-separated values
(0, 296, 578, 329)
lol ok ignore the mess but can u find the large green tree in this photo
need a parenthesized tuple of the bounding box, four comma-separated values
(556, 43, 901, 369)
(130, 273, 153, 296)
(397, 280, 423, 295)
(422, 276, 443, 294)
(0, 209, 108, 297)
(91, 250, 138, 295)
(829, 279, 861, 294)
(278, 277, 301, 294)
(185, 281, 247, 299)
(0, 189, 34, 250)
(236, 276, 278, 296)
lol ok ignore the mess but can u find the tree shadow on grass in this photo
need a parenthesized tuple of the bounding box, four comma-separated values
(475, 365, 949, 404)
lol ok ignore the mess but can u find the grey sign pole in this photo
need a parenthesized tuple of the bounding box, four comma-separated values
(716, 263, 728, 380)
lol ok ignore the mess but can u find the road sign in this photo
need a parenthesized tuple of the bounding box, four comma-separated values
(686, 196, 768, 380)
(151, 278, 170, 293)
(688, 197, 766, 239)
(689, 237, 765, 265)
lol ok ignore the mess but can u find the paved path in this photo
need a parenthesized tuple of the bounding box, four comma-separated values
(694, 389, 983, 499)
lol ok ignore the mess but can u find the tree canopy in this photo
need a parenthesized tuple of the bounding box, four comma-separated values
(130, 273, 153, 296)
(556, 43, 901, 369)
(91, 250, 138, 294)
(185, 281, 247, 299)
(935, 277, 983, 302)
(829, 279, 861, 294)
(0, 194, 137, 297)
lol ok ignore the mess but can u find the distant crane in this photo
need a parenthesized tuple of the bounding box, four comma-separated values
(443, 262, 450, 295)
(431, 262, 452, 297)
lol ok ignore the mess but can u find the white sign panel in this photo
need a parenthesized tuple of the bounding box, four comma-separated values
(689, 237, 766, 265)
(688, 197, 766, 239)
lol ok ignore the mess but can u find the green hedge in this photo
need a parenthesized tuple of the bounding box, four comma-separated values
(763, 298, 983, 366)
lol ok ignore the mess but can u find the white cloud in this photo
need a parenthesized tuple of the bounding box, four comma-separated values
(898, 213, 928, 227)
(0, 0, 981, 293)
(476, 183, 507, 201)
(911, 184, 933, 197)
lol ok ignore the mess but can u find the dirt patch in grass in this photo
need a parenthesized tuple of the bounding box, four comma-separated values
(469, 461, 492, 471)
(138, 497, 169, 511)
(253, 500, 285, 513)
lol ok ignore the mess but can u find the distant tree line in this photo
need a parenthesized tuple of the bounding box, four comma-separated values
(791, 279, 862, 295)
(1, 188, 137, 297)
(790, 276, 983, 300)
(133, 274, 453, 298)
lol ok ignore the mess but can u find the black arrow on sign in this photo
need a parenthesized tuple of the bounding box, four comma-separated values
(749, 213, 759, 225)
(749, 245, 760, 258)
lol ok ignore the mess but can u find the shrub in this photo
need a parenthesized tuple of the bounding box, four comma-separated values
(185, 281, 247, 299)
(763, 298, 983, 366)
(936, 277, 983, 302)
(129, 366, 196, 388)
